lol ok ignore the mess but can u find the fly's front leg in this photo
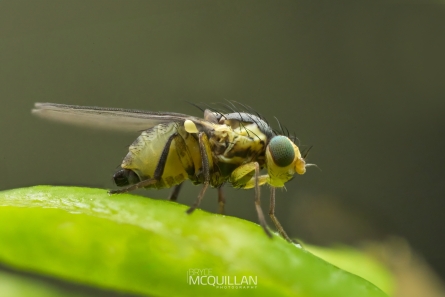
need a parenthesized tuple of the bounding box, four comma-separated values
(253, 162, 272, 238)
(109, 133, 177, 194)
(230, 162, 271, 237)
(230, 163, 269, 189)
(269, 187, 299, 244)
(186, 132, 211, 214)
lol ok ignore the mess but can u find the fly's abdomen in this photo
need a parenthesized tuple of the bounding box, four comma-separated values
(115, 122, 199, 189)
(113, 168, 140, 186)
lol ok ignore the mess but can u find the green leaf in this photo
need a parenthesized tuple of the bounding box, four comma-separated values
(306, 245, 394, 295)
(0, 270, 84, 297)
(0, 186, 389, 297)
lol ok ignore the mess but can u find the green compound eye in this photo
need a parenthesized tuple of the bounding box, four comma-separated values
(268, 136, 295, 167)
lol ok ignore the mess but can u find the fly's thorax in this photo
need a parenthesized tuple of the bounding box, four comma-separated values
(265, 135, 306, 187)
(178, 119, 229, 187)
(210, 121, 268, 172)
(208, 124, 233, 154)
(218, 112, 274, 139)
(221, 118, 269, 139)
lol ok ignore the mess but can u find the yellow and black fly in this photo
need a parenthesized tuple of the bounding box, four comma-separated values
(32, 102, 312, 243)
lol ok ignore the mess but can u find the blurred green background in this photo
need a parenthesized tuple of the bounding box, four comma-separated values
(0, 0, 444, 290)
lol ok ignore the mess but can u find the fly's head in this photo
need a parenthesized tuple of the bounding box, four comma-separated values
(265, 135, 307, 187)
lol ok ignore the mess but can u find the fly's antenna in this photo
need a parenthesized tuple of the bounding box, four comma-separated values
(299, 145, 320, 172)
(305, 163, 321, 172)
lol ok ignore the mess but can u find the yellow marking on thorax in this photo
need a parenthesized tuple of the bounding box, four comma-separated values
(211, 121, 268, 167)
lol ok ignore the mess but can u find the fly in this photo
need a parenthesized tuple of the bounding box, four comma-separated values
(32, 102, 311, 243)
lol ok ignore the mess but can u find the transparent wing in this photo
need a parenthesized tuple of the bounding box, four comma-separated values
(32, 103, 197, 132)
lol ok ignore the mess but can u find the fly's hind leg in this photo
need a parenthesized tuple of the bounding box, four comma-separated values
(109, 133, 177, 194)
(168, 183, 183, 201)
(186, 132, 211, 214)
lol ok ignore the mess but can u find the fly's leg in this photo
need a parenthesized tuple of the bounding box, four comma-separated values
(218, 187, 225, 214)
(230, 162, 269, 189)
(230, 163, 299, 244)
(230, 162, 271, 237)
(186, 183, 209, 214)
(168, 183, 183, 201)
(186, 132, 211, 214)
(109, 133, 177, 194)
(269, 186, 296, 244)
(253, 162, 272, 238)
